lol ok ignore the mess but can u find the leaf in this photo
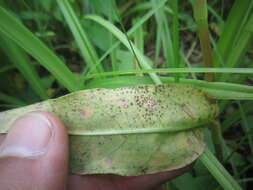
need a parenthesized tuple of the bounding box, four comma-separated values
(0, 84, 218, 176)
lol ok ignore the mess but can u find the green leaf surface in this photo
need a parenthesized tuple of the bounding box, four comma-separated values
(0, 84, 218, 176)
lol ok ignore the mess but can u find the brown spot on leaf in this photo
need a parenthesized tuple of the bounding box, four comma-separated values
(79, 108, 93, 117)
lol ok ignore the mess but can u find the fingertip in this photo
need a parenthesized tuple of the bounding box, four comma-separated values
(0, 111, 69, 190)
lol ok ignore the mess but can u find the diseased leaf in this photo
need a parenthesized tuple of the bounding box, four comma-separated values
(0, 84, 218, 176)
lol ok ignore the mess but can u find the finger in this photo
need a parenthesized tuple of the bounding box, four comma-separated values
(121, 164, 192, 189)
(0, 134, 5, 144)
(67, 164, 191, 190)
(153, 186, 165, 190)
(0, 111, 69, 190)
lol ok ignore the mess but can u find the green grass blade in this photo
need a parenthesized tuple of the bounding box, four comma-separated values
(85, 15, 162, 85)
(200, 148, 243, 190)
(171, 0, 180, 81)
(85, 75, 253, 93)
(124, 2, 152, 16)
(151, 0, 174, 68)
(133, 18, 144, 54)
(83, 67, 253, 100)
(219, 11, 253, 81)
(109, 1, 117, 71)
(132, 18, 144, 70)
(84, 74, 253, 100)
(82, 67, 253, 80)
(214, 0, 253, 67)
(98, 0, 168, 64)
(222, 102, 253, 132)
(205, 89, 253, 100)
(0, 6, 79, 92)
(0, 93, 26, 106)
(56, 0, 103, 74)
(0, 64, 15, 73)
(0, 37, 48, 100)
(180, 41, 198, 79)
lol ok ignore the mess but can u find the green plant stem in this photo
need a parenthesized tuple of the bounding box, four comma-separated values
(192, 0, 224, 163)
(192, 0, 214, 81)
(192, 0, 226, 178)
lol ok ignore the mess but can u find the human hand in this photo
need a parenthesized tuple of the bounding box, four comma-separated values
(0, 111, 190, 190)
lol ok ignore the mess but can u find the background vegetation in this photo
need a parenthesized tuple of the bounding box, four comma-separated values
(0, 0, 252, 189)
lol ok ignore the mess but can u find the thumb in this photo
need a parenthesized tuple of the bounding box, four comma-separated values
(0, 111, 68, 190)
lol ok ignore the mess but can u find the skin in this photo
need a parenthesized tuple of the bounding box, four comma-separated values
(0, 111, 190, 190)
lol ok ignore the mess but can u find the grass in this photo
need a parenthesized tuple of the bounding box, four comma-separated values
(0, 0, 252, 189)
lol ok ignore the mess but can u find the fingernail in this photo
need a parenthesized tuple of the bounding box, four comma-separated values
(0, 112, 52, 159)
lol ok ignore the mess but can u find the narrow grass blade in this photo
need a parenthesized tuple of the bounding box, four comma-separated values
(82, 67, 253, 81)
(85, 76, 253, 95)
(0, 64, 15, 73)
(84, 76, 253, 100)
(199, 148, 243, 190)
(214, 0, 253, 67)
(132, 18, 144, 71)
(222, 102, 253, 132)
(205, 89, 253, 100)
(0, 6, 79, 92)
(98, 0, 168, 64)
(0, 37, 48, 100)
(85, 15, 162, 85)
(151, 0, 174, 68)
(219, 11, 253, 81)
(133, 18, 144, 54)
(109, 1, 117, 71)
(56, 0, 103, 73)
(171, 0, 180, 81)
(0, 93, 26, 106)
